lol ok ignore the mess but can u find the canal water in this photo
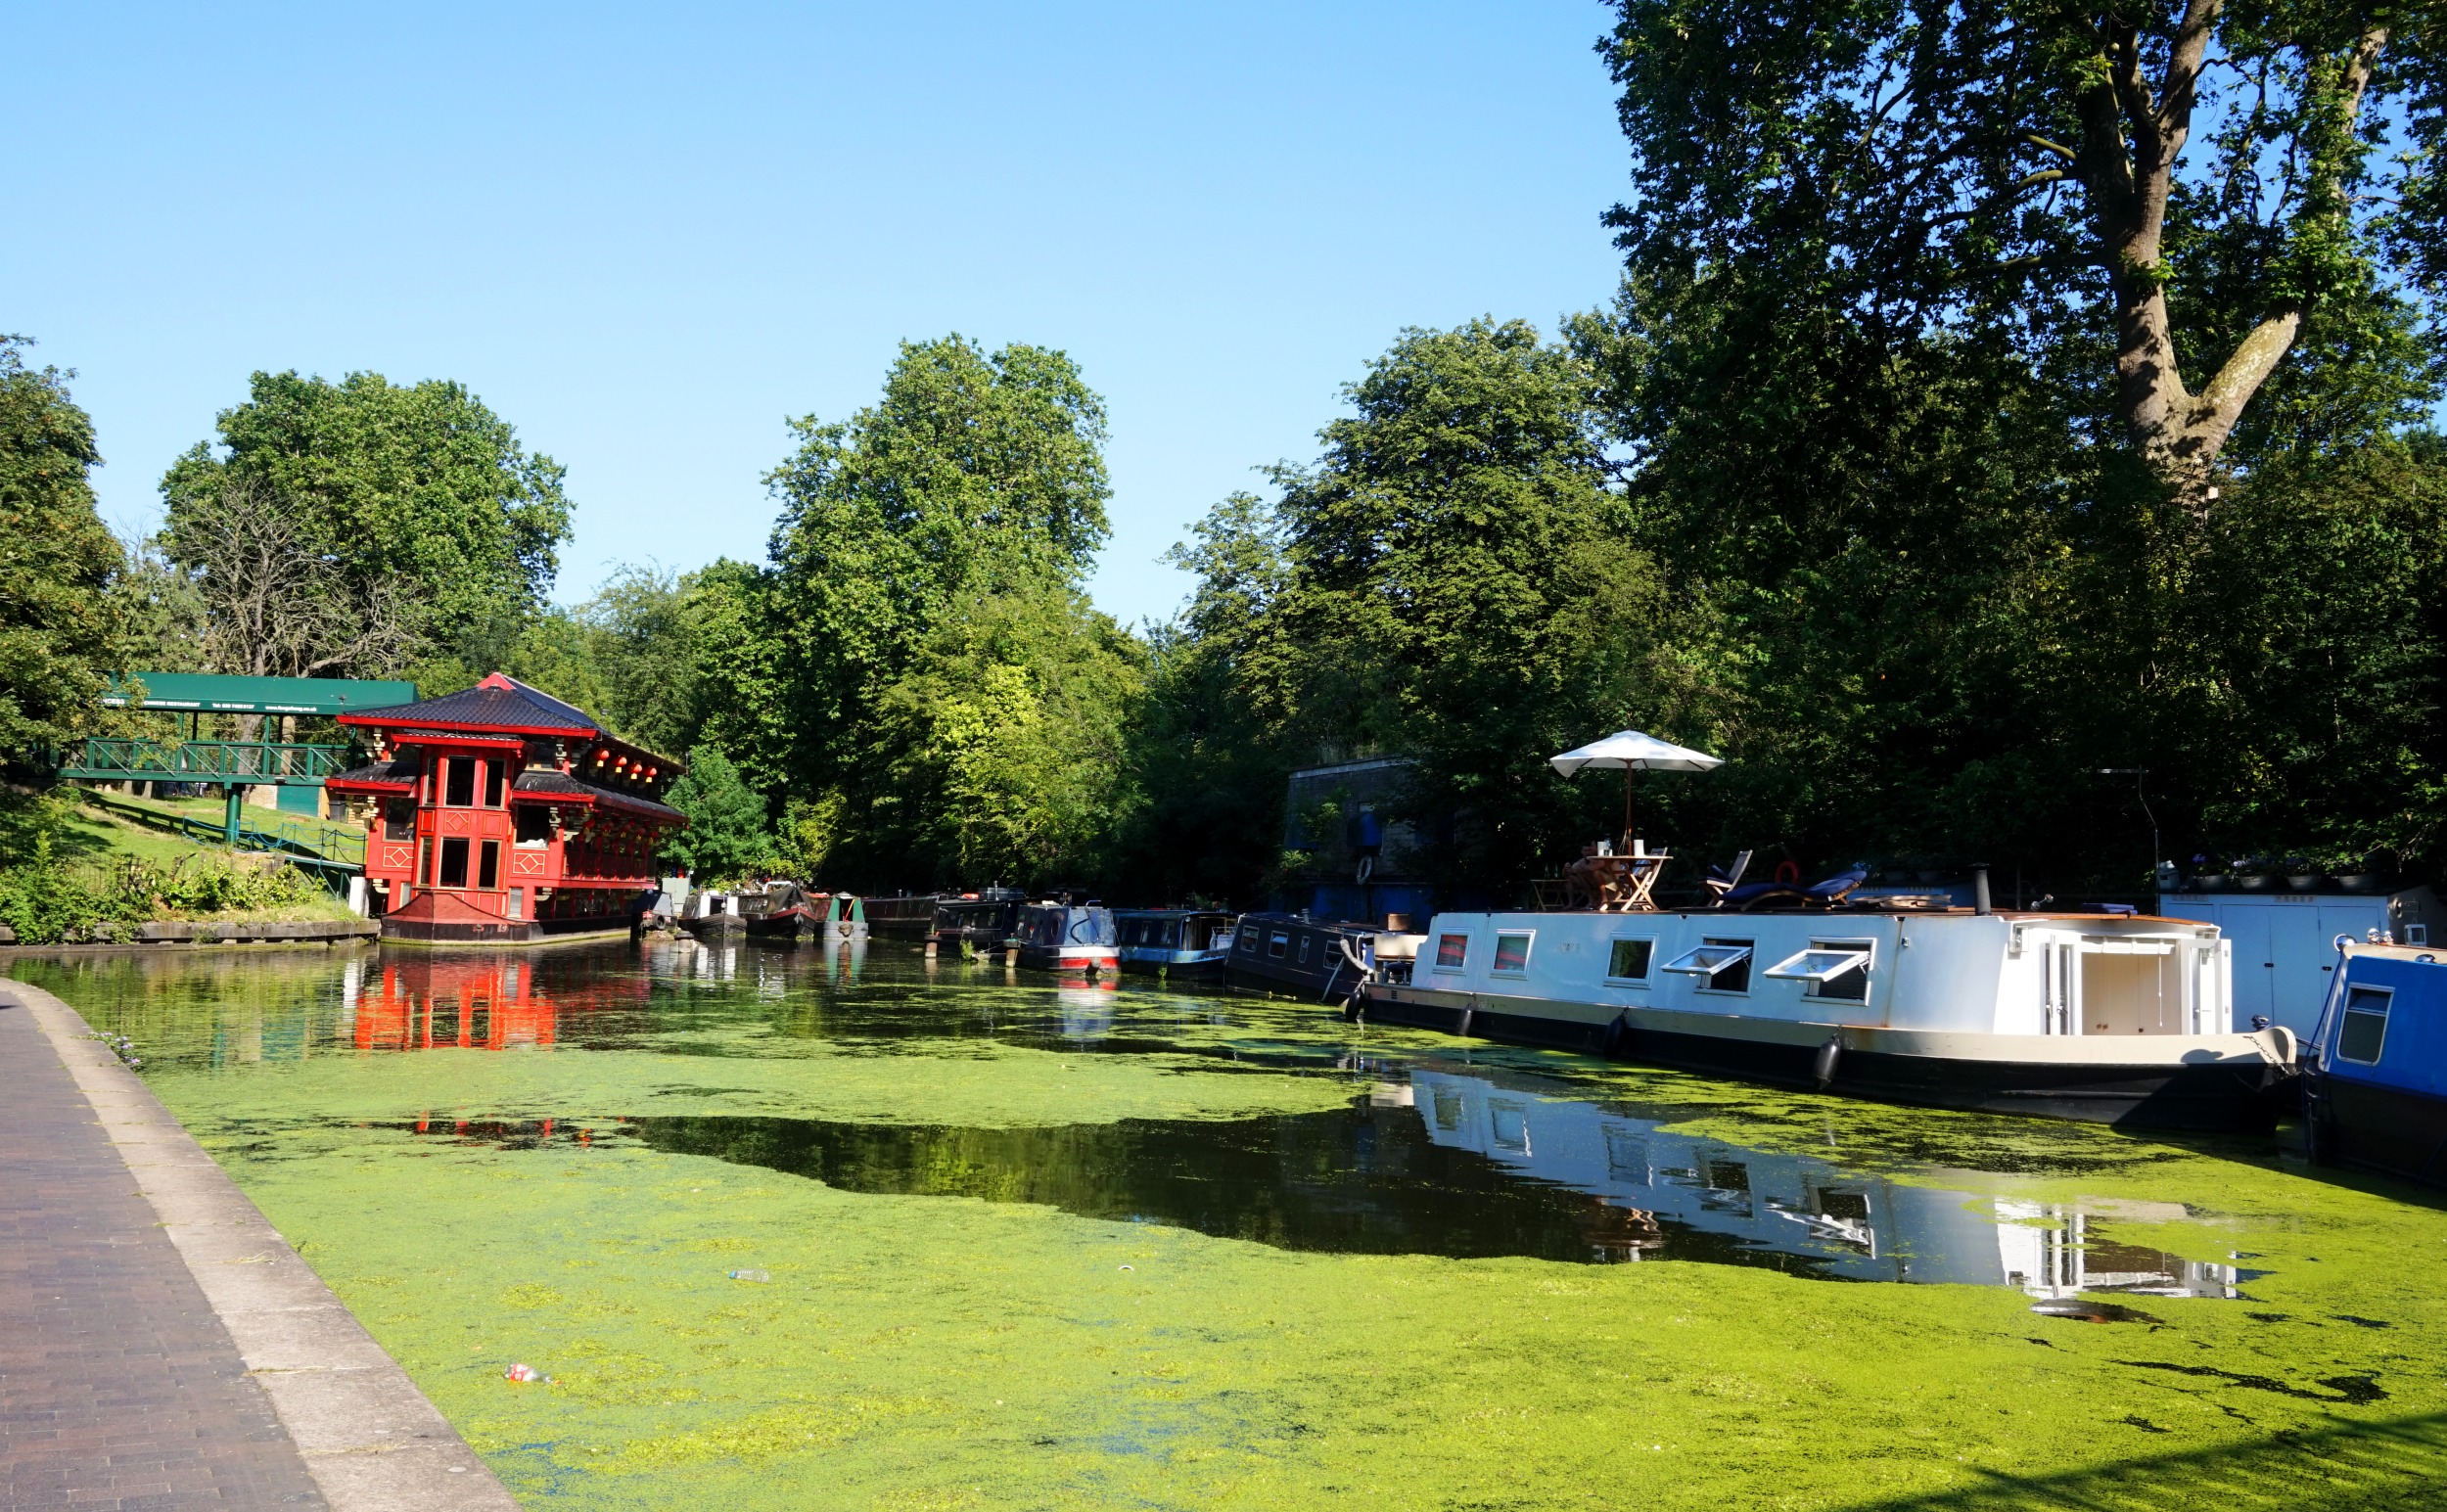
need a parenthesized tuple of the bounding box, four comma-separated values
(21, 940, 2447, 1510)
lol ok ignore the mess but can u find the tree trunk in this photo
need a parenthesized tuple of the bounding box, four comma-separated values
(2074, 7, 2386, 505)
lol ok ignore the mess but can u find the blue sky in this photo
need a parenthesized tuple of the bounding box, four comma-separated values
(9, 3, 1629, 628)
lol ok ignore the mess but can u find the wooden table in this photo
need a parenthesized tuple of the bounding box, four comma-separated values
(1561, 853, 1669, 911)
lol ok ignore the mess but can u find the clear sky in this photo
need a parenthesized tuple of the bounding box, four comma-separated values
(9, 3, 1630, 628)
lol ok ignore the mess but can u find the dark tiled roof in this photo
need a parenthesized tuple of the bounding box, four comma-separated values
(350, 680, 601, 735)
(513, 767, 684, 824)
(327, 758, 417, 789)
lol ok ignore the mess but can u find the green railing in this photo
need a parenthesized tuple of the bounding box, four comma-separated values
(58, 737, 353, 784)
(83, 791, 366, 873)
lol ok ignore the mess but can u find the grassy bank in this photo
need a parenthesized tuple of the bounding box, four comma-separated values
(0, 789, 355, 943)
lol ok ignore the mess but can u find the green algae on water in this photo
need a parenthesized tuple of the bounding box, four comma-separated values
(21, 944, 2447, 1510)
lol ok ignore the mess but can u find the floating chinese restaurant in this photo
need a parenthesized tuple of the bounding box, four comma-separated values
(325, 674, 687, 943)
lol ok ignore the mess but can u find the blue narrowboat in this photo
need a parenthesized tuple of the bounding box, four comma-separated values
(1113, 909, 1237, 977)
(2305, 939, 2447, 1183)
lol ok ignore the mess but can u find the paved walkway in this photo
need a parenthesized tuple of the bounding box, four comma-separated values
(0, 989, 321, 1508)
(0, 982, 514, 1510)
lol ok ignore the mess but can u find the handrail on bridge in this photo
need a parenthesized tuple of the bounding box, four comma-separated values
(57, 736, 353, 784)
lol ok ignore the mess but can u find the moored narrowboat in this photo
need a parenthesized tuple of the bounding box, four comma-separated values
(1361, 903, 2295, 1130)
(1114, 909, 1237, 977)
(740, 882, 869, 944)
(1016, 901, 1121, 975)
(2305, 939, 2447, 1183)
(930, 888, 1026, 955)
(1227, 913, 1419, 1001)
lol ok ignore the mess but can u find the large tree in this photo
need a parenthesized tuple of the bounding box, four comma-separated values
(1167, 320, 1669, 885)
(1599, 0, 2443, 499)
(161, 370, 573, 682)
(763, 336, 1112, 782)
(0, 339, 125, 756)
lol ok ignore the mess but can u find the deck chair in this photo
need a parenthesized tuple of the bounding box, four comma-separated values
(1703, 850, 1754, 904)
(1722, 866, 1868, 912)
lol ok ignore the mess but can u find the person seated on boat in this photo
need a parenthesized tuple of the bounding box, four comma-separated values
(1718, 865, 1869, 912)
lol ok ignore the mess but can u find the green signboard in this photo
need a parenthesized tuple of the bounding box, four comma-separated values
(100, 674, 418, 717)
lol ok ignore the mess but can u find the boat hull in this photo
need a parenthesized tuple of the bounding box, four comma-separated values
(2312, 1076, 2447, 1184)
(1363, 983, 2293, 1131)
(1119, 948, 1227, 977)
(1017, 944, 1120, 975)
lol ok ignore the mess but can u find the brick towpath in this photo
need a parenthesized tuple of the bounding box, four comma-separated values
(0, 980, 516, 1510)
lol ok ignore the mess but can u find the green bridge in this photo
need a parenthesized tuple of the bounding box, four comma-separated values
(60, 673, 418, 863)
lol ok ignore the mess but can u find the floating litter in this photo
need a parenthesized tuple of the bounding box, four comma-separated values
(503, 1362, 554, 1384)
(1118, 1265, 1133, 1272)
(729, 1268, 770, 1283)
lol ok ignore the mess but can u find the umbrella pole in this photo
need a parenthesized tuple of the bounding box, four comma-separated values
(1623, 770, 1635, 855)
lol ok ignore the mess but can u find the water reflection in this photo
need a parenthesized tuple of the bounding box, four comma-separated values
(23, 941, 2260, 1297)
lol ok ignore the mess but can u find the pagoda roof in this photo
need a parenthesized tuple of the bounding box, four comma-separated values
(338, 673, 683, 773)
(326, 757, 419, 794)
(338, 675, 598, 737)
(513, 767, 686, 824)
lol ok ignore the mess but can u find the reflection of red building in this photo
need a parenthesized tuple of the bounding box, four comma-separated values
(349, 953, 653, 1051)
(326, 674, 686, 943)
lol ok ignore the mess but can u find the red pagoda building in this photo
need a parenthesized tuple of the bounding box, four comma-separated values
(325, 673, 688, 942)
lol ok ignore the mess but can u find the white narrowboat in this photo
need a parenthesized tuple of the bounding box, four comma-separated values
(1362, 906, 2297, 1130)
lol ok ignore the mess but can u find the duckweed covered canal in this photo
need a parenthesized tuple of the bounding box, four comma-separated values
(23, 941, 2447, 1510)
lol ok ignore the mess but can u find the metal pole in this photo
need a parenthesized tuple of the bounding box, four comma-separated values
(223, 784, 242, 846)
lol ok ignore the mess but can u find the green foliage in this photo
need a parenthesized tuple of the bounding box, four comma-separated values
(1596, 0, 2439, 495)
(860, 581, 1145, 888)
(1152, 320, 1668, 889)
(0, 834, 322, 944)
(663, 745, 772, 884)
(160, 369, 573, 680)
(0, 338, 125, 756)
(763, 336, 1113, 782)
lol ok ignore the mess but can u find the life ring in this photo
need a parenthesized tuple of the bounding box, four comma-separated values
(1356, 854, 1375, 884)
(1774, 859, 1801, 884)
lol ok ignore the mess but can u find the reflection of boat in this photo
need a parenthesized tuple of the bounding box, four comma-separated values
(1227, 913, 1419, 1000)
(1366, 907, 2295, 1130)
(1408, 1066, 2243, 1295)
(1113, 909, 1235, 977)
(930, 889, 1026, 955)
(2305, 939, 2447, 1185)
(1016, 902, 1120, 975)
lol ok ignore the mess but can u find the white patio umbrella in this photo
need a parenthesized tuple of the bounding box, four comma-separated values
(1549, 731, 1724, 848)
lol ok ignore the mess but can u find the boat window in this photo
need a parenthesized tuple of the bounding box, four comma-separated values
(1492, 932, 1534, 975)
(443, 757, 478, 807)
(382, 800, 414, 842)
(485, 761, 507, 807)
(1765, 941, 1874, 1001)
(1663, 939, 1753, 992)
(1269, 931, 1289, 959)
(1242, 929, 1258, 953)
(2338, 985, 2392, 1064)
(1435, 934, 1468, 971)
(1606, 939, 1653, 981)
(477, 840, 501, 891)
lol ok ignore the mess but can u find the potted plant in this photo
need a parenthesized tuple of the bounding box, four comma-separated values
(2188, 853, 2229, 892)
(2285, 854, 2324, 892)
(2234, 853, 2277, 892)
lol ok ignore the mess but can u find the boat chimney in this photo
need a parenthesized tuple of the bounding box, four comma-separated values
(1972, 864, 1993, 915)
